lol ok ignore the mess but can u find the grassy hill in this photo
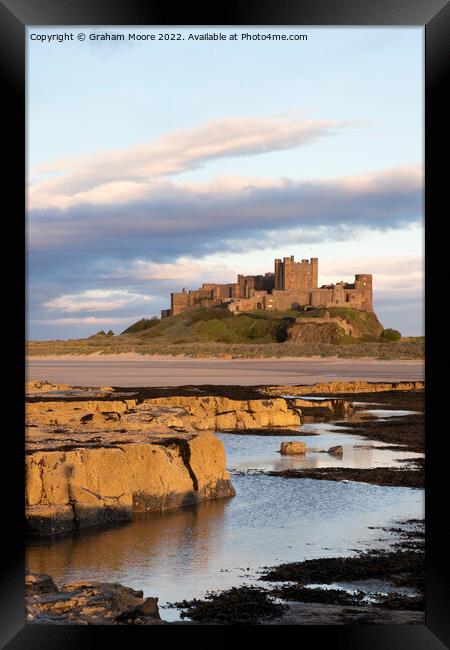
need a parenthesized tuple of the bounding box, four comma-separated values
(121, 306, 384, 344)
(121, 307, 298, 344)
(26, 306, 424, 359)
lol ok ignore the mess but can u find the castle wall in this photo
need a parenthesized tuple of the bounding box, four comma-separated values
(270, 289, 312, 310)
(210, 283, 238, 299)
(226, 291, 269, 313)
(311, 288, 333, 307)
(171, 290, 191, 316)
(166, 258, 373, 317)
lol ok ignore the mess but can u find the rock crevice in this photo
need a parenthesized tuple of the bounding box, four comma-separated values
(26, 431, 235, 536)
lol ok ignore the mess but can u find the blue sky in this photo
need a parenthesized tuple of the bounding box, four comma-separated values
(27, 26, 424, 338)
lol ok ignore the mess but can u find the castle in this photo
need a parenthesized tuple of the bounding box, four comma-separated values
(161, 256, 373, 318)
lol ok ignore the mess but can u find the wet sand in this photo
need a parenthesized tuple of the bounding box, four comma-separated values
(26, 356, 424, 387)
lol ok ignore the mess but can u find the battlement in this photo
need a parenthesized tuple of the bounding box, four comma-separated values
(161, 256, 373, 317)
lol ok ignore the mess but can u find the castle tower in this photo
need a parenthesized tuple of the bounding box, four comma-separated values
(331, 281, 345, 304)
(310, 258, 318, 289)
(273, 256, 318, 290)
(237, 274, 246, 298)
(354, 274, 373, 311)
(274, 258, 283, 290)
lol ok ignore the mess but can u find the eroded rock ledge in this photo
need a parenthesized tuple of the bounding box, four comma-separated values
(25, 379, 422, 535)
(263, 380, 424, 396)
(26, 394, 303, 430)
(26, 572, 163, 625)
(26, 429, 235, 536)
(25, 385, 309, 535)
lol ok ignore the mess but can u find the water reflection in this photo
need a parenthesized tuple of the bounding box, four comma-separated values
(28, 497, 229, 587)
(27, 473, 423, 621)
(26, 410, 424, 621)
(221, 426, 423, 473)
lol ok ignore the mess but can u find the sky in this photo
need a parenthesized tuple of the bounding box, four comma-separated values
(27, 26, 424, 338)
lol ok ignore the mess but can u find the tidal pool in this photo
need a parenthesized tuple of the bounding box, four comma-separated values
(26, 426, 423, 622)
(224, 420, 423, 472)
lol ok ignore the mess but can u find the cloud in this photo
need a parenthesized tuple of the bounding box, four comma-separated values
(32, 316, 139, 326)
(28, 165, 422, 260)
(320, 256, 424, 291)
(27, 113, 424, 338)
(116, 257, 239, 283)
(29, 114, 347, 210)
(43, 289, 155, 313)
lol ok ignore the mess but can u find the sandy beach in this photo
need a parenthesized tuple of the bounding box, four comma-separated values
(26, 354, 424, 386)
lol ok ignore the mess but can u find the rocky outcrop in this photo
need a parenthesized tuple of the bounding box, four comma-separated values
(327, 445, 343, 456)
(26, 429, 235, 535)
(265, 380, 424, 396)
(26, 380, 72, 393)
(26, 572, 163, 625)
(286, 397, 354, 420)
(286, 309, 384, 342)
(26, 398, 139, 427)
(27, 380, 380, 536)
(24, 384, 312, 535)
(135, 395, 302, 431)
(279, 441, 307, 455)
(286, 322, 345, 344)
(26, 394, 302, 431)
(26, 380, 114, 394)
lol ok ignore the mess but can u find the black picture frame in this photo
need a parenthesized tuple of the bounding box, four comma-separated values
(1, 0, 448, 646)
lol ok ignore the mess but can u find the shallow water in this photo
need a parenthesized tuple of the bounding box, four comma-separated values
(308, 579, 418, 598)
(358, 409, 420, 422)
(224, 423, 423, 472)
(26, 426, 423, 621)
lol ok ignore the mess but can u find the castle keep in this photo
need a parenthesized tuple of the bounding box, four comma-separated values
(161, 256, 373, 318)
